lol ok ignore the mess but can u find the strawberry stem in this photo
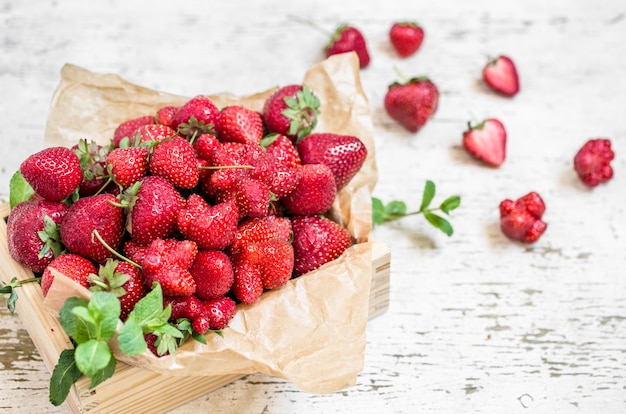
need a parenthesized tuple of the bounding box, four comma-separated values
(287, 14, 333, 37)
(1, 276, 41, 313)
(92, 230, 142, 269)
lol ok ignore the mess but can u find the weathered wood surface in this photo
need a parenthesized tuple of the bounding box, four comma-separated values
(1, 0, 626, 412)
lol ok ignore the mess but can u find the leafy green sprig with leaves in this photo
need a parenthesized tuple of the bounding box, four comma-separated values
(372, 180, 461, 236)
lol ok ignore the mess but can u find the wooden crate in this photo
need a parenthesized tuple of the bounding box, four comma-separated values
(0, 202, 390, 414)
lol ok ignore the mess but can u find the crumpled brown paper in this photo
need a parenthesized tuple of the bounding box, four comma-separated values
(42, 52, 378, 393)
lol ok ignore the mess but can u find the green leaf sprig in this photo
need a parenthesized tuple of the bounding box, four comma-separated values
(372, 180, 461, 236)
(0, 277, 41, 313)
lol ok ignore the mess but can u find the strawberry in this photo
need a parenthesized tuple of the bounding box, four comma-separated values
(262, 84, 320, 142)
(40, 253, 97, 297)
(112, 114, 155, 147)
(127, 176, 185, 244)
(296, 132, 368, 190)
(482, 55, 520, 97)
(194, 133, 220, 163)
(231, 260, 263, 304)
(499, 192, 547, 243)
(216, 105, 264, 145)
(325, 24, 370, 68)
(123, 239, 150, 267)
(291, 215, 352, 276)
(232, 177, 272, 218)
(134, 124, 177, 144)
(281, 163, 336, 215)
(177, 194, 239, 250)
(230, 215, 292, 254)
(106, 146, 150, 189)
(261, 133, 302, 169)
(89, 259, 147, 320)
(164, 295, 204, 321)
(173, 95, 220, 138)
(202, 296, 237, 330)
(20, 146, 83, 202)
(155, 105, 178, 128)
(142, 238, 198, 296)
(268, 164, 299, 199)
(573, 138, 614, 187)
(389, 22, 424, 58)
(189, 250, 234, 300)
(72, 139, 109, 197)
(60, 193, 125, 264)
(462, 118, 507, 167)
(6, 198, 68, 273)
(149, 136, 200, 189)
(384, 75, 439, 133)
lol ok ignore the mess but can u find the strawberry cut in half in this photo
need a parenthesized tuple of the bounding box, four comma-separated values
(462, 118, 507, 167)
(482, 55, 520, 97)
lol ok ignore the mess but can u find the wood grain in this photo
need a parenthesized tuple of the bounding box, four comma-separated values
(2, 0, 626, 413)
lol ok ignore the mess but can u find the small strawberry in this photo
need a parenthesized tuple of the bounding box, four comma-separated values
(482, 55, 520, 97)
(296, 132, 368, 190)
(127, 176, 185, 244)
(462, 118, 507, 167)
(134, 124, 177, 144)
(112, 114, 155, 147)
(268, 164, 299, 199)
(6, 198, 68, 273)
(262, 84, 320, 141)
(261, 133, 302, 169)
(189, 250, 234, 300)
(325, 24, 370, 68)
(499, 192, 547, 243)
(40, 253, 96, 297)
(389, 22, 424, 58)
(173, 95, 220, 138)
(89, 259, 147, 320)
(194, 133, 220, 163)
(216, 105, 264, 145)
(573, 138, 614, 187)
(164, 295, 204, 321)
(155, 105, 178, 128)
(232, 177, 272, 219)
(60, 193, 125, 264)
(230, 215, 292, 254)
(20, 146, 83, 202)
(142, 238, 198, 297)
(123, 239, 150, 267)
(281, 163, 337, 215)
(291, 215, 352, 276)
(72, 139, 109, 197)
(231, 260, 263, 304)
(149, 136, 200, 189)
(106, 146, 150, 189)
(384, 75, 439, 133)
(176, 194, 239, 250)
(202, 296, 237, 330)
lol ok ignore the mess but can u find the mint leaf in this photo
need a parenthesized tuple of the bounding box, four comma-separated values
(127, 283, 164, 326)
(383, 200, 407, 219)
(440, 195, 461, 214)
(49, 349, 82, 406)
(118, 318, 147, 356)
(9, 170, 35, 208)
(423, 211, 454, 237)
(74, 339, 112, 378)
(88, 353, 117, 389)
(419, 180, 436, 212)
(59, 297, 91, 343)
(371, 197, 385, 225)
(88, 291, 121, 340)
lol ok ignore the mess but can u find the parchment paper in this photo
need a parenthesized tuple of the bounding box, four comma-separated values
(42, 52, 378, 393)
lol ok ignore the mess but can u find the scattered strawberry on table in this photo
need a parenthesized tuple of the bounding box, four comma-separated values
(573, 138, 614, 187)
(389, 21, 424, 58)
(482, 55, 520, 96)
(462, 118, 507, 167)
(325, 24, 370, 68)
(384, 73, 439, 133)
(499, 192, 547, 243)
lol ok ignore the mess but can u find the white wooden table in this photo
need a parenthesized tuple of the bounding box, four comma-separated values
(2, 1, 626, 412)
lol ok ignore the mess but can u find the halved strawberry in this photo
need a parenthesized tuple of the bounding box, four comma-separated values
(40, 253, 96, 297)
(462, 118, 507, 167)
(482, 55, 520, 96)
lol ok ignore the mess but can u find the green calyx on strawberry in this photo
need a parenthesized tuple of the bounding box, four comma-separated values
(173, 95, 220, 138)
(72, 139, 109, 197)
(384, 73, 439, 133)
(263, 84, 321, 142)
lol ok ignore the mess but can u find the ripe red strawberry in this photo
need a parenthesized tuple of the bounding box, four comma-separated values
(262, 84, 320, 142)
(482, 55, 520, 96)
(296, 132, 368, 190)
(6, 198, 68, 273)
(261, 133, 302, 169)
(292, 215, 352, 276)
(123, 239, 150, 267)
(202, 296, 237, 330)
(389, 22, 424, 58)
(20, 146, 83, 202)
(230, 215, 292, 254)
(106, 146, 150, 189)
(72, 140, 109, 197)
(173, 95, 220, 137)
(281, 163, 337, 215)
(164, 295, 204, 321)
(142, 238, 198, 296)
(127, 176, 185, 244)
(384, 76, 439, 133)
(325, 24, 370, 68)
(60, 193, 125, 264)
(194, 133, 220, 163)
(177, 194, 239, 250)
(40, 253, 97, 297)
(268, 165, 299, 199)
(89, 259, 147, 320)
(573, 138, 614, 187)
(291, 215, 352, 276)
(149, 136, 200, 189)
(499, 192, 547, 243)
(134, 124, 177, 144)
(231, 260, 263, 304)
(155, 105, 178, 128)
(216, 105, 264, 145)
(189, 250, 234, 300)
(232, 177, 272, 218)
(462, 118, 507, 167)
(112, 114, 155, 147)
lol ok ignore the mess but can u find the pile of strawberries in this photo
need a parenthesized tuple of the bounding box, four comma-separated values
(6, 84, 368, 352)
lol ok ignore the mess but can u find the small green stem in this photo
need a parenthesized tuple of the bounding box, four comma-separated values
(92, 230, 142, 269)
